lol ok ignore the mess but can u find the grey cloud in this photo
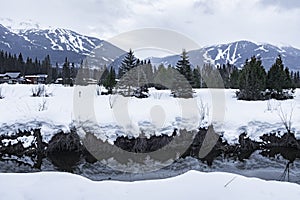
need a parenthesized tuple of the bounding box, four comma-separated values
(193, 1, 215, 14)
(259, 0, 300, 9)
(1, 0, 300, 49)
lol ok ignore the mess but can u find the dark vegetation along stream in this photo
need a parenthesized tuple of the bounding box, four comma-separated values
(0, 127, 300, 184)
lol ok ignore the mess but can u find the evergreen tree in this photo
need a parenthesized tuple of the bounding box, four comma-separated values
(142, 60, 154, 85)
(218, 63, 235, 88)
(131, 60, 153, 96)
(283, 67, 293, 89)
(117, 49, 138, 96)
(192, 67, 201, 88)
(18, 53, 25, 76)
(238, 56, 267, 100)
(297, 72, 300, 87)
(34, 57, 39, 74)
(75, 60, 87, 86)
(229, 67, 240, 89)
(99, 66, 109, 85)
(70, 63, 77, 79)
(201, 63, 224, 88)
(82, 60, 91, 84)
(62, 57, 71, 85)
(104, 66, 116, 94)
(41, 55, 52, 84)
(153, 64, 170, 89)
(118, 49, 137, 78)
(267, 55, 294, 99)
(176, 49, 193, 85)
(52, 64, 58, 83)
(171, 50, 193, 98)
(267, 55, 286, 93)
(292, 71, 300, 87)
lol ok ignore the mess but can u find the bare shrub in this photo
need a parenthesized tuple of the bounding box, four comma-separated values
(151, 92, 163, 100)
(38, 99, 48, 111)
(265, 99, 279, 112)
(266, 99, 272, 111)
(0, 86, 4, 99)
(109, 95, 116, 109)
(31, 85, 49, 97)
(96, 85, 101, 96)
(277, 103, 295, 133)
(198, 98, 210, 126)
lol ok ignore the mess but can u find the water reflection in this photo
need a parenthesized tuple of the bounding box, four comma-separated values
(0, 148, 299, 184)
(48, 152, 81, 172)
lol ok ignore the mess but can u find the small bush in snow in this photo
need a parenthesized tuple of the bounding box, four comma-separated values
(152, 92, 163, 100)
(133, 86, 149, 98)
(96, 85, 111, 96)
(96, 85, 101, 96)
(31, 85, 50, 97)
(198, 98, 209, 124)
(0, 87, 4, 99)
(277, 103, 295, 133)
(38, 99, 48, 111)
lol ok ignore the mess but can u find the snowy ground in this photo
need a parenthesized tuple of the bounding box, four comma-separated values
(0, 170, 299, 200)
(0, 83, 300, 144)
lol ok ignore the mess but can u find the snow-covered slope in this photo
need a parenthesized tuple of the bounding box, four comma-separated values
(0, 23, 125, 65)
(150, 41, 300, 71)
(0, 170, 300, 200)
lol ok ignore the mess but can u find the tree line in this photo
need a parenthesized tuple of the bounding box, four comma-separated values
(0, 50, 51, 76)
(103, 49, 300, 100)
(215, 55, 300, 100)
(1, 48, 300, 100)
(0, 50, 104, 85)
(103, 49, 226, 98)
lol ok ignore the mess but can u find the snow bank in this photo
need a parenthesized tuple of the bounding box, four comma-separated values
(0, 171, 299, 200)
(213, 89, 300, 143)
(1, 84, 300, 144)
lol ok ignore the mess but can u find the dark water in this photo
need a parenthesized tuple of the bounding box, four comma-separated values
(1, 150, 300, 184)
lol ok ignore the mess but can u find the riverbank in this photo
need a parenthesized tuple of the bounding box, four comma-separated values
(1, 127, 300, 183)
(1, 84, 300, 183)
(1, 84, 300, 144)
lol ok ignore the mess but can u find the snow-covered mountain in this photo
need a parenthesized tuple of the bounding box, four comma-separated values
(1, 22, 300, 71)
(150, 41, 300, 71)
(0, 23, 125, 65)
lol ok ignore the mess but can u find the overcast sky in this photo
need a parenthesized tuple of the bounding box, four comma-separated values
(1, 0, 300, 49)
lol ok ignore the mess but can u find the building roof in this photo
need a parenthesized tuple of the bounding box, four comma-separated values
(0, 72, 21, 79)
(25, 74, 48, 78)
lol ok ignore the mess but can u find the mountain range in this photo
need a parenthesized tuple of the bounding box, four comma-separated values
(150, 41, 300, 71)
(0, 23, 125, 66)
(1, 23, 300, 71)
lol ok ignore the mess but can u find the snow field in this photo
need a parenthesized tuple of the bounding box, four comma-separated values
(0, 84, 300, 144)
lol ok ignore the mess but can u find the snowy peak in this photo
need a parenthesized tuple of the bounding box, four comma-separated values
(0, 23, 126, 65)
(150, 40, 300, 71)
(18, 28, 102, 54)
(205, 40, 300, 70)
(1, 21, 300, 70)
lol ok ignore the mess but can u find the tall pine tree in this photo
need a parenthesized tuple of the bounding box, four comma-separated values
(104, 66, 116, 94)
(238, 56, 266, 100)
(171, 50, 193, 98)
(118, 49, 137, 78)
(62, 57, 71, 85)
(117, 49, 138, 96)
(267, 55, 293, 99)
(176, 49, 193, 85)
